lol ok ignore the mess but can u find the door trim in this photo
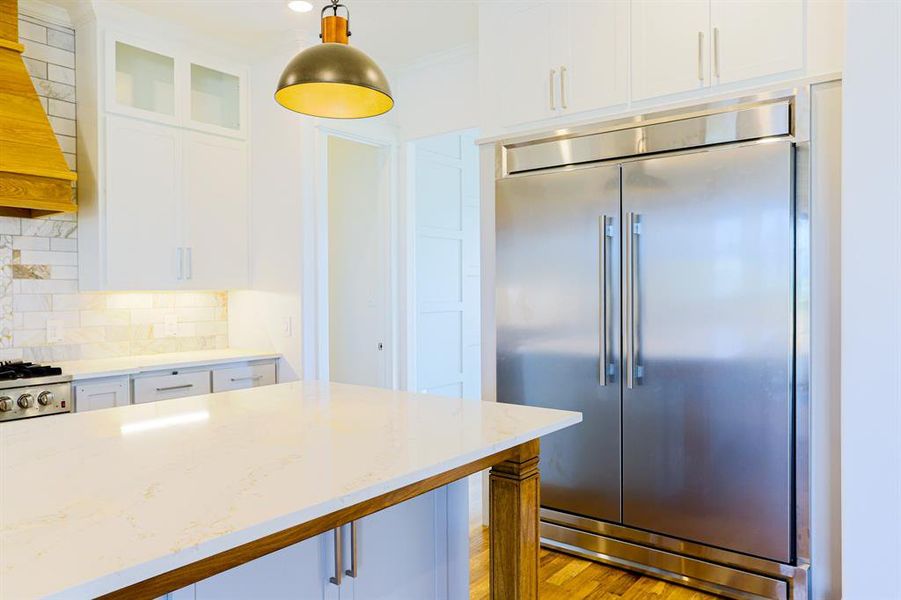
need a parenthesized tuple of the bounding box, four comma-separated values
(307, 126, 399, 388)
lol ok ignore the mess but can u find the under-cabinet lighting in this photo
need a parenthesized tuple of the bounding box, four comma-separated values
(120, 411, 210, 435)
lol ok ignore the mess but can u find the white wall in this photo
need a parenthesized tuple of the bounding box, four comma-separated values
(392, 46, 479, 141)
(840, 2, 901, 599)
(228, 47, 309, 381)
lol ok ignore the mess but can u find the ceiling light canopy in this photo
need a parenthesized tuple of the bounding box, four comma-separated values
(275, 0, 393, 119)
(287, 1, 314, 13)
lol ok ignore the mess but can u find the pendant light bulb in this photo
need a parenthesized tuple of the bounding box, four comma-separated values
(275, 0, 393, 119)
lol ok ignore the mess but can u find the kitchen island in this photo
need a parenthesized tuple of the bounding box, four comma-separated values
(0, 381, 580, 599)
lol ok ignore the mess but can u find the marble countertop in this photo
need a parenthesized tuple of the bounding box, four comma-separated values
(55, 348, 281, 380)
(0, 381, 581, 599)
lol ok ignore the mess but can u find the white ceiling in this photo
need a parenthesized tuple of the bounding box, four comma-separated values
(95, 0, 478, 70)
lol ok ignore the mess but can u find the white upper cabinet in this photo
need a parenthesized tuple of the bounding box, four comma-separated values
(78, 22, 250, 291)
(182, 132, 249, 290)
(480, 1, 629, 129)
(479, 2, 554, 128)
(710, 0, 803, 84)
(631, 0, 710, 101)
(106, 32, 247, 138)
(105, 116, 181, 290)
(562, 1, 629, 115)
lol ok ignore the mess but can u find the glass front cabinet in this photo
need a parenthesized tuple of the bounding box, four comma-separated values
(106, 33, 247, 138)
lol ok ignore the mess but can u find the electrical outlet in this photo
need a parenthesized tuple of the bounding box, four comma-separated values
(46, 320, 63, 343)
(164, 314, 178, 337)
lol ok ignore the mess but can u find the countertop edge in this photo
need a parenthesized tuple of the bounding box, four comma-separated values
(62, 351, 282, 381)
(48, 411, 582, 599)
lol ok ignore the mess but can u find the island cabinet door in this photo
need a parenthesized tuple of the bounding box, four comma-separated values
(340, 487, 459, 600)
(193, 535, 328, 599)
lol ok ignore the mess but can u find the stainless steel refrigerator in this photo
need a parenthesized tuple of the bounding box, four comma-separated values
(494, 93, 821, 599)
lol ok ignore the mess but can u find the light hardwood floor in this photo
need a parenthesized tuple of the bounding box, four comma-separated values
(469, 527, 723, 600)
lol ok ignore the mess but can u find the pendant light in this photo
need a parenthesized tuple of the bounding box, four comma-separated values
(275, 0, 393, 119)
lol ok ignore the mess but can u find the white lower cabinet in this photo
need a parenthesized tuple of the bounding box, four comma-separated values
(133, 370, 212, 404)
(185, 489, 453, 600)
(212, 362, 277, 393)
(74, 376, 131, 412)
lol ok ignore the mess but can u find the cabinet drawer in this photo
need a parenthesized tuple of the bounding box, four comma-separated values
(133, 371, 211, 404)
(212, 362, 276, 393)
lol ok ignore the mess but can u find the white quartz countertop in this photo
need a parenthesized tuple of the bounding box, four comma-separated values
(0, 381, 581, 599)
(55, 348, 281, 380)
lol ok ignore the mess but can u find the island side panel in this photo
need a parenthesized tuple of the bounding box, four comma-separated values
(489, 439, 540, 600)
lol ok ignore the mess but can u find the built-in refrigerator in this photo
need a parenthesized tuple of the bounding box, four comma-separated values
(494, 91, 828, 599)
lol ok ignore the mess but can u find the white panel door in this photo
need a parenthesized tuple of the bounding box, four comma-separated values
(105, 115, 181, 290)
(195, 536, 328, 599)
(414, 133, 480, 400)
(562, 0, 630, 114)
(710, 0, 803, 84)
(479, 2, 555, 128)
(182, 131, 249, 290)
(631, 0, 710, 100)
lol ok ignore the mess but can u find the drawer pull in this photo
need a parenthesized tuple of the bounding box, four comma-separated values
(155, 384, 194, 393)
(230, 375, 263, 383)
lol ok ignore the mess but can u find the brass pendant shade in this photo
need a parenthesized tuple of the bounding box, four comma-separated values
(275, 2, 393, 119)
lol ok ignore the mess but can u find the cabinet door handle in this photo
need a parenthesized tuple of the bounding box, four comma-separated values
(329, 527, 343, 586)
(155, 384, 194, 393)
(548, 68, 556, 110)
(176, 248, 183, 280)
(697, 31, 704, 82)
(713, 27, 720, 79)
(559, 65, 568, 110)
(344, 521, 358, 578)
(229, 375, 263, 383)
(185, 247, 193, 280)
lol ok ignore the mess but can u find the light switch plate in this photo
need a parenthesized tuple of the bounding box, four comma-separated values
(282, 316, 292, 337)
(164, 314, 178, 337)
(46, 319, 63, 343)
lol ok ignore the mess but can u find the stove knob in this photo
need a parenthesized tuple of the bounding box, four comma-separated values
(37, 391, 53, 406)
(0, 396, 12, 412)
(16, 393, 34, 409)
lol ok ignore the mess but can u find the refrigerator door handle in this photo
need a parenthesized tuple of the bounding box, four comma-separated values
(626, 212, 642, 389)
(599, 215, 613, 386)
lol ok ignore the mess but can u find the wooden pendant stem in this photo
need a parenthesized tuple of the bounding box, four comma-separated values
(489, 439, 540, 600)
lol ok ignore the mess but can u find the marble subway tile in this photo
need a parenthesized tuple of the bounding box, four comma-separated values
(53, 294, 105, 311)
(194, 321, 228, 336)
(48, 115, 75, 136)
(15, 279, 77, 294)
(55, 134, 76, 154)
(13, 329, 45, 347)
(78, 342, 130, 359)
(12, 264, 51, 279)
(20, 219, 76, 237)
(174, 307, 216, 322)
(13, 236, 50, 251)
(46, 29, 74, 52)
(22, 39, 74, 68)
(31, 77, 75, 102)
(61, 327, 106, 345)
(16, 250, 76, 266)
(22, 310, 78, 329)
(48, 99, 75, 119)
(106, 293, 154, 310)
(49, 238, 77, 251)
(18, 19, 47, 43)
(51, 265, 78, 280)
(13, 294, 51, 312)
(0, 218, 21, 235)
(80, 309, 130, 327)
(47, 64, 75, 86)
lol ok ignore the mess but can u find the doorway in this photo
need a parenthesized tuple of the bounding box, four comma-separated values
(326, 135, 391, 387)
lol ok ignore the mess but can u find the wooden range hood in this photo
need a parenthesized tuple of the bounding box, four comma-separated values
(0, 0, 76, 217)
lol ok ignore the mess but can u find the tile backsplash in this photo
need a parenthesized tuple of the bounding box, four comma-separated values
(1, 11, 228, 363)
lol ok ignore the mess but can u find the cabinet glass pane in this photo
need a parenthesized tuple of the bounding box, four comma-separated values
(115, 42, 175, 115)
(191, 64, 240, 130)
